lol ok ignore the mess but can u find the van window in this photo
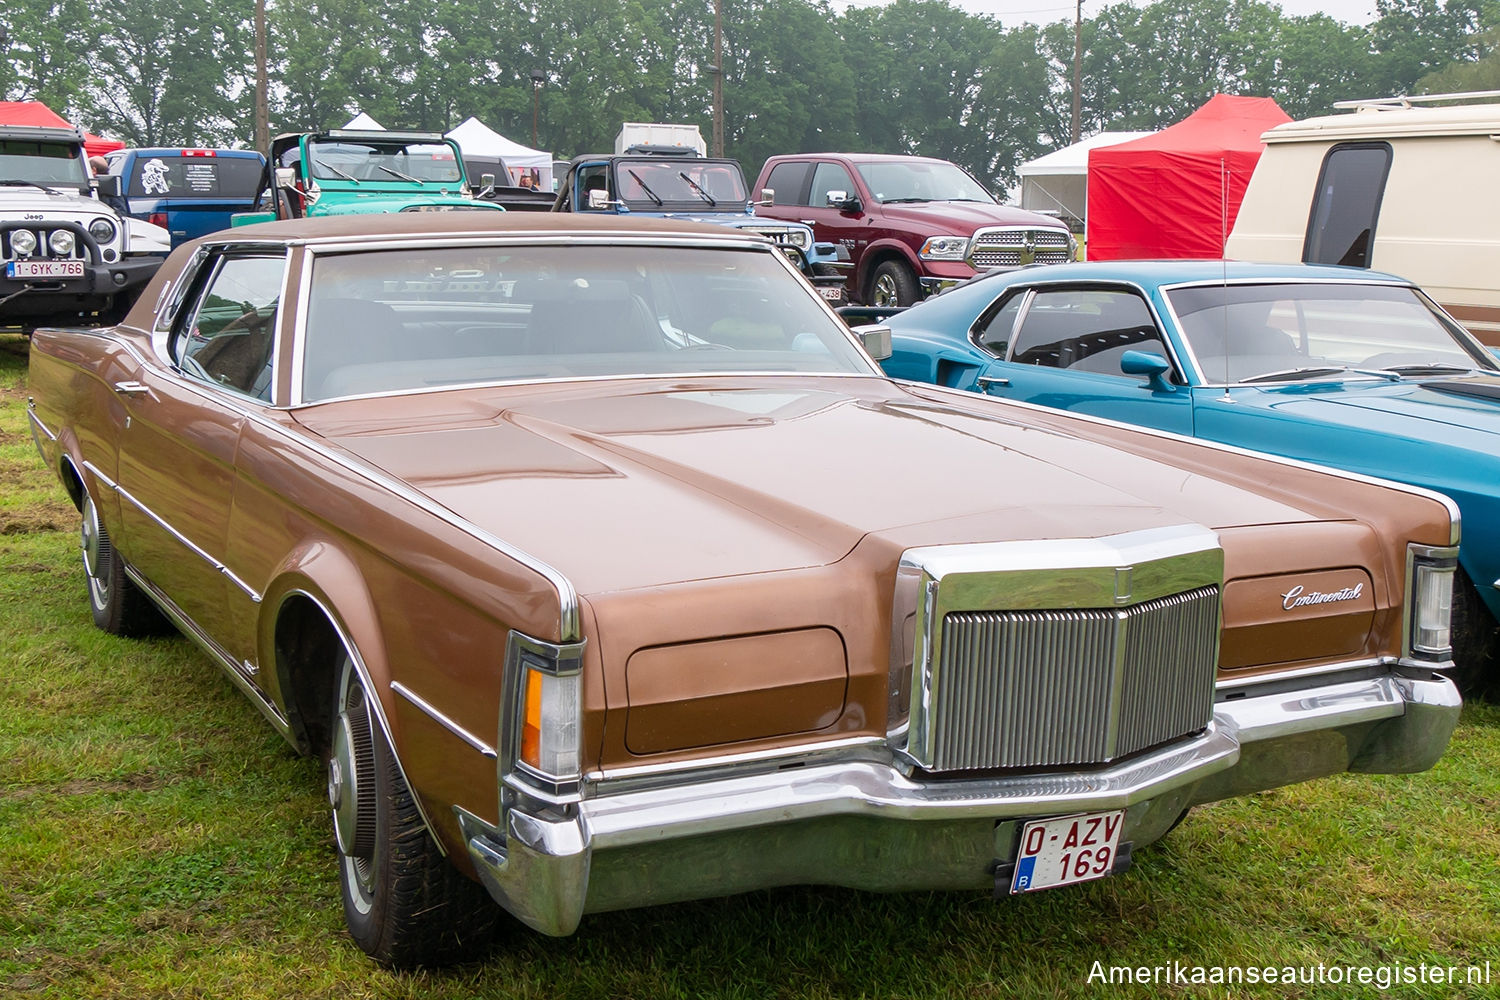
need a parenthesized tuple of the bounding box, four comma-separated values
(128, 154, 265, 200)
(1303, 143, 1391, 269)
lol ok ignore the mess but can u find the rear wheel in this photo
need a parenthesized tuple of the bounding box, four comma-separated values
(330, 652, 499, 967)
(1449, 566, 1499, 699)
(868, 259, 919, 307)
(81, 492, 167, 636)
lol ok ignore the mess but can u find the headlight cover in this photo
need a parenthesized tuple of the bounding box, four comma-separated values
(1407, 544, 1458, 660)
(919, 235, 969, 261)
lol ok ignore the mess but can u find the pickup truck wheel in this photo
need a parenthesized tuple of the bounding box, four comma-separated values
(80, 492, 167, 636)
(869, 260, 919, 307)
(330, 652, 499, 967)
(1449, 567, 1498, 698)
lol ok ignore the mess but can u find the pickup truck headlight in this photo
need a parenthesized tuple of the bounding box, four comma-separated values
(504, 631, 586, 790)
(1407, 544, 1458, 659)
(785, 227, 811, 250)
(919, 235, 969, 261)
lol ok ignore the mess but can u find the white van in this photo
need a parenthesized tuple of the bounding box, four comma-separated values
(1226, 91, 1500, 345)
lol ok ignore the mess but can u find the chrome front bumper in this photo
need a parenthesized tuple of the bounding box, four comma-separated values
(461, 670, 1459, 936)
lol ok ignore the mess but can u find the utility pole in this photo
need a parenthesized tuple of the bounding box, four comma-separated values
(530, 68, 544, 148)
(1071, 0, 1082, 144)
(713, 0, 724, 158)
(255, 0, 269, 154)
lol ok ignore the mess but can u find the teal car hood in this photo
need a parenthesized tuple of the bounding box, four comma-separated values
(1229, 376, 1500, 439)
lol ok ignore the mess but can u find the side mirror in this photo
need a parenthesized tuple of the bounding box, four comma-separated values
(479, 172, 496, 197)
(759, 187, 775, 206)
(852, 323, 892, 361)
(273, 166, 297, 189)
(825, 190, 860, 212)
(586, 188, 611, 210)
(96, 174, 121, 198)
(1120, 350, 1176, 393)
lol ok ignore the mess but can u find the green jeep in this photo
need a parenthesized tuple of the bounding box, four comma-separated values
(234, 130, 503, 224)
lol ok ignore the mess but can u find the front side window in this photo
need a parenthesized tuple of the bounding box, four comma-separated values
(300, 243, 875, 402)
(174, 255, 285, 400)
(1303, 143, 1391, 268)
(1010, 288, 1166, 377)
(810, 163, 856, 208)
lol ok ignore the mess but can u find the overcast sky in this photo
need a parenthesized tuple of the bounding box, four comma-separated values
(828, 0, 1379, 27)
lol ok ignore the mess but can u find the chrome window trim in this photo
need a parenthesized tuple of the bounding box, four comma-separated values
(82, 460, 261, 602)
(163, 248, 293, 406)
(391, 680, 497, 759)
(1152, 275, 1498, 387)
(898, 383, 1463, 547)
(151, 245, 211, 340)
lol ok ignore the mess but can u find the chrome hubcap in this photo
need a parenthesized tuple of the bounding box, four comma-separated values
(331, 662, 378, 902)
(873, 274, 898, 306)
(81, 496, 110, 607)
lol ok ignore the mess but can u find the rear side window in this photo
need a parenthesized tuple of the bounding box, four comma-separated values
(127, 154, 265, 200)
(1303, 143, 1391, 268)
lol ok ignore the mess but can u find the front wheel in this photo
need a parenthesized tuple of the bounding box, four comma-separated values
(867, 260, 919, 307)
(329, 652, 499, 967)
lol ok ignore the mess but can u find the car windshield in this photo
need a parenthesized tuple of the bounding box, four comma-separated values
(1166, 282, 1495, 384)
(306, 138, 464, 184)
(300, 243, 873, 401)
(855, 160, 996, 204)
(614, 159, 748, 208)
(0, 139, 89, 188)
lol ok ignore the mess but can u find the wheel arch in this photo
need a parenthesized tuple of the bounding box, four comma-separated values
(858, 241, 920, 300)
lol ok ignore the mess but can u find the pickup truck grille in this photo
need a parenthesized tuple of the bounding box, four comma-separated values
(927, 586, 1220, 771)
(969, 226, 1073, 269)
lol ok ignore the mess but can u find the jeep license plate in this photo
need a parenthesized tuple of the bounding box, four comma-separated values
(7, 259, 84, 279)
(1009, 809, 1124, 893)
(818, 285, 845, 301)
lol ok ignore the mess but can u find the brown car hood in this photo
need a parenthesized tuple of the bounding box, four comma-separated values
(291, 376, 1320, 595)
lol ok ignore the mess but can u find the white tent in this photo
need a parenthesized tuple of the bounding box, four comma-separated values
(342, 111, 386, 130)
(446, 117, 552, 189)
(1018, 132, 1151, 228)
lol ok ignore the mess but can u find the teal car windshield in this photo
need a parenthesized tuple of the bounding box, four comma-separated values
(306, 138, 464, 184)
(1167, 282, 1497, 384)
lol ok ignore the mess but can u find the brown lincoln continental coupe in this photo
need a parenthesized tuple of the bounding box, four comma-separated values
(28, 213, 1462, 967)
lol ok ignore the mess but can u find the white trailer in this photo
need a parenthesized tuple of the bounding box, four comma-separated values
(614, 122, 707, 156)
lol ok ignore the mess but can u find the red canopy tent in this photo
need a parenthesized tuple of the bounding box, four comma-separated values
(1085, 94, 1290, 260)
(0, 100, 125, 158)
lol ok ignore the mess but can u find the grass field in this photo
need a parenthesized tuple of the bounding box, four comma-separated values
(2, 331, 1496, 999)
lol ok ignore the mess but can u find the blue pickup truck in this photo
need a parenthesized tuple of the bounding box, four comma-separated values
(103, 148, 268, 247)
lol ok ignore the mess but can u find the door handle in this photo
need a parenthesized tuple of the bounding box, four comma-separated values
(112, 380, 150, 396)
(976, 375, 1010, 393)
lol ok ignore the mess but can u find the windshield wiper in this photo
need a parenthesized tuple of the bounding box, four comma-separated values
(881, 197, 931, 204)
(1240, 365, 1400, 384)
(377, 164, 422, 183)
(1381, 362, 1480, 375)
(0, 179, 58, 193)
(625, 170, 663, 206)
(313, 160, 360, 183)
(678, 171, 717, 206)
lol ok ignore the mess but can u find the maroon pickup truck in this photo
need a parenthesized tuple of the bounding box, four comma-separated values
(754, 152, 1075, 306)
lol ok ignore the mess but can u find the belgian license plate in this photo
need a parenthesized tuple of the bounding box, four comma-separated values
(1010, 809, 1125, 893)
(7, 259, 84, 279)
(818, 285, 845, 301)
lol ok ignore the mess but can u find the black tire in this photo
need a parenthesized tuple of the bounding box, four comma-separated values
(867, 259, 919, 307)
(80, 492, 168, 636)
(329, 653, 499, 967)
(1449, 566, 1499, 699)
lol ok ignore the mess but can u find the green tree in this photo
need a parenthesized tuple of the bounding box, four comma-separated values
(0, 0, 96, 118)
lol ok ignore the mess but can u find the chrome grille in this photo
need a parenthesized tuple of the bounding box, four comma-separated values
(969, 226, 1073, 269)
(929, 586, 1220, 771)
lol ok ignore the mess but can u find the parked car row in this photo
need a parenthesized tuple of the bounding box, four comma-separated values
(28, 210, 1465, 968)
